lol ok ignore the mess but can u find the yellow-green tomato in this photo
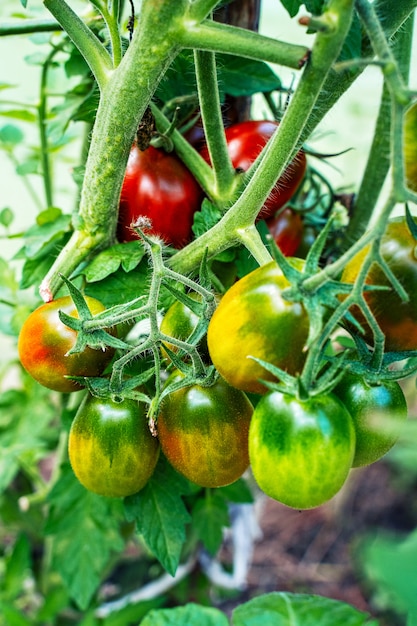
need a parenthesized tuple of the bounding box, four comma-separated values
(249, 391, 355, 509)
(157, 372, 253, 488)
(69, 394, 160, 497)
(207, 261, 309, 395)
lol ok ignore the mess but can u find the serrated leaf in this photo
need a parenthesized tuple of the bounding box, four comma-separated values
(217, 54, 281, 97)
(124, 456, 192, 575)
(45, 464, 125, 610)
(232, 592, 378, 626)
(280, 0, 303, 18)
(84, 261, 150, 307)
(82, 242, 145, 282)
(192, 199, 223, 238)
(191, 492, 230, 555)
(140, 603, 229, 626)
(218, 479, 254, 504)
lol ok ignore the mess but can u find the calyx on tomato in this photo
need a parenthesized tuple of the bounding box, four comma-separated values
(341, 217, 417, 351)
(200, 120, 306, 220)
(117, 144, 203, 248)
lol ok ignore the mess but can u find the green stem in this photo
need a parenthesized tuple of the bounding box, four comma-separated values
(0, 19, 62, 36)
(40, 0, 189, 301)
(187, 0, 221, 22)
(179, 20, 309, 70)
(170, 0, 355, 275)
(44, 0, 114, 89)
(194, 49, 236, 200)
(90, 0, 123, 67)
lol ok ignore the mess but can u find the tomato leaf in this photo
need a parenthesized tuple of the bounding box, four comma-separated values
(216, 54, 281, 97)
(140, 603, 229, 626)
(124, 456, 193, 576)
(191, 492, 230, 555)
(45, 464, 125, 610)
(81, 241, 145, 282)
(232, 592, 379, 625)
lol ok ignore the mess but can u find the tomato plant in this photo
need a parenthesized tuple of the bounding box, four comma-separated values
(117, 144, 204, 248)
(18, 296, 115, 393)
(266, 207, 304, 256)
(333, 373, 408, 467)
(200, 120, 307, 220)
(157, 372, 253, 488)
(249, 391, 356, 509)
(69, 394, 160, 497)
(341, 218, 417, 351)
(207, 260, 309, 394)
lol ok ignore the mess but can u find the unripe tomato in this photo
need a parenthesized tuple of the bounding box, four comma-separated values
(341, 218, 417, 351)
(117, 144, 203, 248)
(333, 373, 407, 467)
(160, 293, 209, 362)
(157, 373, 253, 488)
(200, 120, 306, 220)
(249, 391, 355, 509)
(18, 296, 115, 393)
(69, 394, 160, 498)
(404, 101, 417, 192)
(207, 260, 309, 394)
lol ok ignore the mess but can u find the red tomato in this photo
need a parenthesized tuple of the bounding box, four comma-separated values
(117, 145, 203, 248)
(266, 208, 304, 256)
(200, 120, 306, 220)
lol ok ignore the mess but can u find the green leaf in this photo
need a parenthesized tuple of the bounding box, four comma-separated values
(3, 533, 32, 600)
(124, 456, 193, 576)
(280, 0, 325, 18)
(0, 124, 24, 146)
(139, 603, 229, 626)
(232, 592, 378, 625)
(0, 109, 37, 123)
(360, 530, 417, 617)
(217, 479, 254, 504)
(84, 261, 150, 307)
(0, 207, 14, 228)
(217, 55, 281, 97)
(191, 492, 230, 555)
(45, 464, 125, 610)
(280, 0, 303, 18)
(0, 601, 32, 626)
(81, 242, 145, 282)
(192, 199, 223, 238)
(338, 13, 362, 64)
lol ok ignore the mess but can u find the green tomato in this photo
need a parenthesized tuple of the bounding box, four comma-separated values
(160, 293, 209, 361)
(207, 260, 309, 394)
(333, 373, 407, 467)
(249, 391, 355, 509)
(157, 372, 253, 488)
(69, 394, 160, 497)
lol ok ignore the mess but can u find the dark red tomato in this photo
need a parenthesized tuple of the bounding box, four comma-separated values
(117, 144, 203, 248)
(157, 372, 253, 488)
(18, 296, 115, 393)
(341, 218, 417, 351)
(249, 391, 355, 509)
(266, 208, 303, 256)
(207, 260, 309, 394)
(333, 373, 407, 467)
(200, 120, 306, 220)
(69, 394, 160, 497)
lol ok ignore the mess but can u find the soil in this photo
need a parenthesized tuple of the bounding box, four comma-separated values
(217, 460, 415, 625)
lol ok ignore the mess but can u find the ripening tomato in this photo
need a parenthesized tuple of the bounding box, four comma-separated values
(18, 296, 115, 393)
(117, 144, 203, 248)
(207, 260, 309, 394)
(333, 373, 407, 467)
(404, 101, 417, 192)
(157, 372, 253, 488)
(341, 218, 417, 351)
(266, 208, 304, 256)
(249, 391, 355, 509)
(200, 120, 306, 220)
(160, 293, 209, 362)
(69, 394, 160, 497)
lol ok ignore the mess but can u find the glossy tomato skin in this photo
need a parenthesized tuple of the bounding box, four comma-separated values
(69, 395, 160, 498)
(266, 208, 303, 256)
(341, 218, 417, 351)
(160, 294, 209, 362)
(18, 296, 115, 393)
(333, 373, 407, 467)
(249, 391, 355, 509)
(157, 373, 253, 488)
(117, 144, 203, 248)
(207, 260, 309, 394)
(404, 102, 417, 192)
(200, 120, 306, 220)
